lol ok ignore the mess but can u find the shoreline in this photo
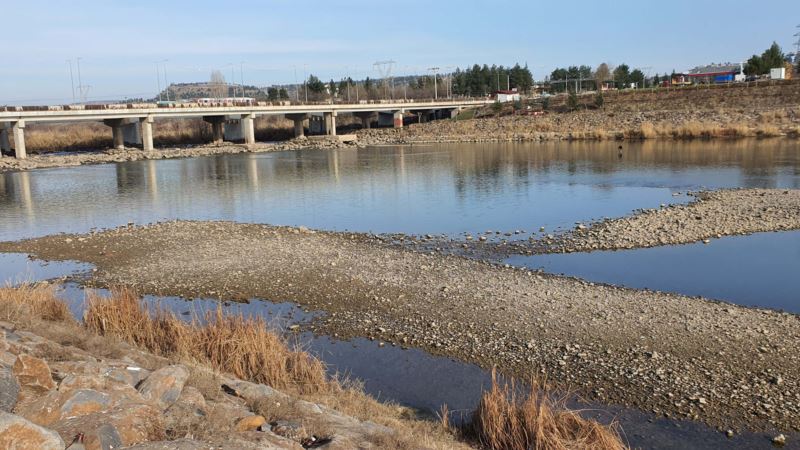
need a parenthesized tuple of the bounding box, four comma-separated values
(2, 217, 799, 434)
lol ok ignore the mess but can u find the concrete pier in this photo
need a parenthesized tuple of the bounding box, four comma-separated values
(203, 116, 225, 144)
(141, 116, 154, 151)
(393, 110, 404, 128)
(354, 111, 374, 129)
(243, 114, 255, 144)
(1, 124, 10, 156)
(285, 113, 308, 138)
(12, 121, 26, 159)
(323, 111, 337, 136)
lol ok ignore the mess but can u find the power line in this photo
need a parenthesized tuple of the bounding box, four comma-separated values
(373, 60, 396, 100)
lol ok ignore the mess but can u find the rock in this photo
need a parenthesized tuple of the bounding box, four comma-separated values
(13, 354, 56, 396)
(137, 365, 189, 409)
(772, 434, 786, 446)
(16, 388, 112, 426)
(269, 420, 305, 440)
(0, 411, 65, 450)
(235, 415, 266, 432)
(51, 403, 163, 450)
(725, 429, 734, 438)
(0, 364, 20, 412)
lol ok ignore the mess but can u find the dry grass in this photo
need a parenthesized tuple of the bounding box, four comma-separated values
(84, 287, 327, 394)
(0, 283, 73, 325)
(463, 369, 625, 450)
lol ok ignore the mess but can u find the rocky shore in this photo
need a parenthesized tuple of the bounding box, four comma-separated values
(3, 218, 799, 436)
(0, 137, 360, 173)
(0, 295, 464, 450)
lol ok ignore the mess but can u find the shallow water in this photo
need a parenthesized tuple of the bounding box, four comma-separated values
(508, 230, 800, 313)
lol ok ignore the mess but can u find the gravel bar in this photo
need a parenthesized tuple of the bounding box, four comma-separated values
(2, 220, 799, 435)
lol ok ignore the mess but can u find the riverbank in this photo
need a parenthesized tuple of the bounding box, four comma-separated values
(2, 219, 798, 437)
(0, 137, 360, 173)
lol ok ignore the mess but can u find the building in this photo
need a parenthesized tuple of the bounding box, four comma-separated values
(494, 89, 521, 103)
(685, 63, 745, 84)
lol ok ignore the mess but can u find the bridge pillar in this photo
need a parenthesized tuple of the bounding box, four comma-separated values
(121, 121, 142, 146)
(141, 116, 154, 151)
(103, 119, 125, 150)
(323, 111, 337, 136)
(202, 116, 225, 144)
(223, 117, 244, 142)
(353, 112, 374, 129)
(393, 110, 404, 128)
(12, 121, 26, 159)
(1, 124, 10, 156)
(242, 114, 256, 144)
(285, 113, 308, 138)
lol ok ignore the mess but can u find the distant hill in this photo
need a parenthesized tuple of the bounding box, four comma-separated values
(155, 82, 269, 102)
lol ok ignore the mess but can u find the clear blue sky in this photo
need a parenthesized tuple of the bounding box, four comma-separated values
(1, 0, 797, 104)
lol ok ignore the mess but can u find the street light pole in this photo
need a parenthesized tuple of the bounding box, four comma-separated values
(162, 60, 169, 101)
(428, 67, 439, 100)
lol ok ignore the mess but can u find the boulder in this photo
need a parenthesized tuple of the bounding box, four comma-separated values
(0, 364, 20, 412)
(235, 415, 266, 432)
(13, 354, 56, 394)
(51, 403, 163, 450)
(0, 411, 65, 450)
(138, 365, 189, 409)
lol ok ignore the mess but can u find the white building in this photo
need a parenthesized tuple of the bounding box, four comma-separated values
(494, 89, 521, 103)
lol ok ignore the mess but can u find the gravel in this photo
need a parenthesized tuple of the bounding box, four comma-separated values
(3, 219, 799, 434)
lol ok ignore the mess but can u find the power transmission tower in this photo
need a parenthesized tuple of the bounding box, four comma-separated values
(373, 60, 396, 100)
(428, 67, 440, 100)
(794, 24, 800, 64)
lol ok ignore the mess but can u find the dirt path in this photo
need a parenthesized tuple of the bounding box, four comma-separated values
(2, 220, 799, 435)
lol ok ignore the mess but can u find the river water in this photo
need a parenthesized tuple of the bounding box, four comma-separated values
(2, 139, 799, 448)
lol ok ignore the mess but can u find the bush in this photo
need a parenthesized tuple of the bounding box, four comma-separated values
(595, 92, 605, 109)
(567, 91, 579, 111)
(492, 101, 503, 115)
(541, 97, 550, 111)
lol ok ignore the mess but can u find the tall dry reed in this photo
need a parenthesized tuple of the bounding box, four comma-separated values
(466, 369, 626, 450)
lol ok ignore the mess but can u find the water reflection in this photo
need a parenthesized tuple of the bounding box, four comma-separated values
(0, 140, 799, 243)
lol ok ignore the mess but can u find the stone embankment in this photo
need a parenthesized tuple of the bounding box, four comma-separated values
(0, 137, 360, 173)
(3, 217, 799, 434)
(0, 321, 404, 449)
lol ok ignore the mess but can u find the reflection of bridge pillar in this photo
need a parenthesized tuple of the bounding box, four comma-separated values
(247, 156, 259, 189)
(145, 159, 158, 201)
(141, 116, 154, 151)
(0, 124, 10, 156)
(285, 113, 308, 138)
(17, 171, 33, 221)
(323, 111, 337, 136)
(202, 116, 225, 144)
(354, 112, 375, 129)
(12, 121, 26, 159)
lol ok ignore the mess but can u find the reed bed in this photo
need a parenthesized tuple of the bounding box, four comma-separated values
(458, 369, 626, 450)
(83, 287, 328, 394)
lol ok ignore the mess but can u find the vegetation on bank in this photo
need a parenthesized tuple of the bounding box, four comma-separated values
(0, 283, 626, 449)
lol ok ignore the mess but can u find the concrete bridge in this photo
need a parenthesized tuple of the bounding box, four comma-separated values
(0, 100, 488, 159)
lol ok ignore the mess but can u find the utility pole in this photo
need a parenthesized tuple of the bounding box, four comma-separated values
(303, 64, 308, 103)
(428, 67, 439, 100)
(229, 64, 236, 98)
(794, 24, 800, 65)
(155, 62, 161, 101)
(76, 57, 88, 103)
(66, 60, 76, 104)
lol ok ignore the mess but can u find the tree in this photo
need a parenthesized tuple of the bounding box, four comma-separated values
(278, 88, 289, 100)
(209, 70, 227, 98)
(630, 69, 645, 88)
(328, 79, 337, 97)
(745, 42, 787, 75)
(266, 87, 279, 101)
(595, 63, 611, 90)
(613, 64, 630, 87)
(306, 75, 325, 94)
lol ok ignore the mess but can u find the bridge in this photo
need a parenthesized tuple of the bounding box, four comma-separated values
(0, 100, 489, 159)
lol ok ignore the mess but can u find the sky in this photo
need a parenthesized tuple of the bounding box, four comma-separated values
(1, 0, 797, 104)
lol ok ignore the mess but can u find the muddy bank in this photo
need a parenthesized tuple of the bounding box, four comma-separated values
(0, 137, 359, 173)
(3, 221, 799, 435)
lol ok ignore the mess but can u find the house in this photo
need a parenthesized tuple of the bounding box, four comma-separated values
(685, 63, 745, 84)
(494, 89, 520, 103)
